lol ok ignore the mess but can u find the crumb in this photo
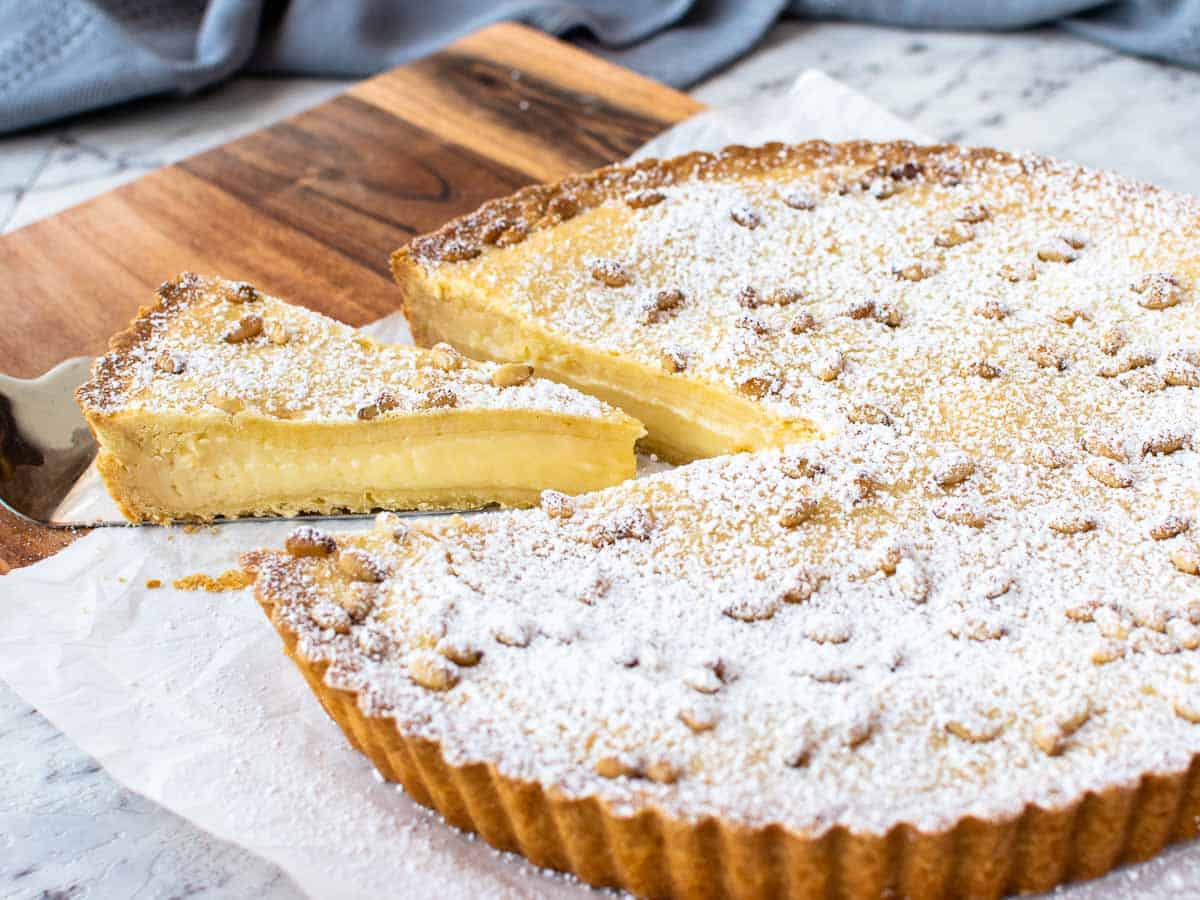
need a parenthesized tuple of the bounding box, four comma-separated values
(145, 579, 162, 589)
(172, 569, 254, 592)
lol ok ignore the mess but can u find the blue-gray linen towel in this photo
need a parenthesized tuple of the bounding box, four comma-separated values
(2, 0, 1198, 133)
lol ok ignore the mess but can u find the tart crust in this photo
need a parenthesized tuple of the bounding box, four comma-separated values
(259, 592, 1200, 899)
(393, 141, 1016, 269)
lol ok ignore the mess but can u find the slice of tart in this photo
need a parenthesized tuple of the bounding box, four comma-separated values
(76, 274, 643, 523)
(244, 424, 1200, 899)
(393, 141, 1200, 464)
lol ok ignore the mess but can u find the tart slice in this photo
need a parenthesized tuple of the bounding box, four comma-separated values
(76, 274, 643, 523)
(244, 427, 1200, 899)
(393, 141, 1200, 464)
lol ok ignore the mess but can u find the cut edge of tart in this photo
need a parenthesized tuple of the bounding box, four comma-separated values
(75, 273, 644, 523)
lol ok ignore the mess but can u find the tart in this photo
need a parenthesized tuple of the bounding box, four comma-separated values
(76, 274, 643, 523)
(393, 141, 1200, 464)
(245, 141, 1200, 897)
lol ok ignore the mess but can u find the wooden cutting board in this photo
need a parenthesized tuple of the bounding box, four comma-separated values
(0, 23, 703, 571)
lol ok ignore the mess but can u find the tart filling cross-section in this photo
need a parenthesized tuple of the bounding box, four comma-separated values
(76, 274, 643, 523)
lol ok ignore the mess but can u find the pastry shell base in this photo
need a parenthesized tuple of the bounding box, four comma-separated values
(261, 596, 1200, 899)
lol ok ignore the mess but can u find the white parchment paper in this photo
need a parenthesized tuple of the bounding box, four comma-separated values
(3, 71, 1196, 898)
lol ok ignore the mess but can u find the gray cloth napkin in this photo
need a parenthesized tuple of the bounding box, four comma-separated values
(2, 0, 1199, 134)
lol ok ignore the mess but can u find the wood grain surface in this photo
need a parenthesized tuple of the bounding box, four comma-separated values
(0, 23, 703, 570)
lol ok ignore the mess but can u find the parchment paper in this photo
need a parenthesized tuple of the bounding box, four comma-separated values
(3, 70, 1196, 899)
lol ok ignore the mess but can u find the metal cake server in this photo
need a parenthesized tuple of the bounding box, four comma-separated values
(0, 358, 467, 528)
(0, 358, 105, 526)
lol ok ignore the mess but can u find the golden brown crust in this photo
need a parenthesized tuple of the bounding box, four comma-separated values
(93, 446, 146, 522)
(250, 565, 1200, 899)
(391, 141, 1032, 273)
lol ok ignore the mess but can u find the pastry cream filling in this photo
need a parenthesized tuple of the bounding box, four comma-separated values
(94, 410, 639, 521)
(407, 278, 818, 462)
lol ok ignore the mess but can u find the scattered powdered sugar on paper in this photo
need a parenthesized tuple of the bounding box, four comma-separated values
(3, 72, 1200, 900)
(627, 70, 935, 160)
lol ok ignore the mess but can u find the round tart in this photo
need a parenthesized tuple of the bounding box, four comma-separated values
(247, 141, 1200, 898)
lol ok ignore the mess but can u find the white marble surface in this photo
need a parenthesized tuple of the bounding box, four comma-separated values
(0, 78, 347, 235)
(695, 22, 1200, 195)
(3, 20, 1199, 900)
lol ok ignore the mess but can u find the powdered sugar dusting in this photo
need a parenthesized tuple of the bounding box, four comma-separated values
(77, 274, 626, 424)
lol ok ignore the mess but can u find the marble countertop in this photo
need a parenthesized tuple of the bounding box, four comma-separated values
(3, 20, 1198, 900)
